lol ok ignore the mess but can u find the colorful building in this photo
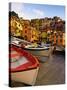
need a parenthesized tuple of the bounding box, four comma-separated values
(9, 12, 65, 46)
(9, 16, 23, 37)
(22, 26, 40, 42)
(48, 31, 65, 46)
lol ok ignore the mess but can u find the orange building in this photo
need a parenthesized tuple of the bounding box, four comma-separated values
(22, 26, 31, 41)
(22, 26, 39, 42)
(51, 31, 65, 46)
(57, 35, 61, 45)
(62, 33, 65, 46)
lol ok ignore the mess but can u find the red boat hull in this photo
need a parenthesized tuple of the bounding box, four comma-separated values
(9, 44, 39, 72)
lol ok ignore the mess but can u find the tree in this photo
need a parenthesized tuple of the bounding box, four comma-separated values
(40, 32, 47, 43)
(9, 11, 19, 19)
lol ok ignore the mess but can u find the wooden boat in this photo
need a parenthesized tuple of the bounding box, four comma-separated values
(9, 44, 39, 85)
(24, 47, 53, 62)
(10, 36, 53, 62)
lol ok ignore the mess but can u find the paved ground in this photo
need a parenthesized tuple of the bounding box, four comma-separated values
(10, 51, 65, 87)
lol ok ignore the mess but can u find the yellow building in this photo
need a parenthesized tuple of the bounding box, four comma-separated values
(9, 16, 23, 37)
(30, 27, 39, 42)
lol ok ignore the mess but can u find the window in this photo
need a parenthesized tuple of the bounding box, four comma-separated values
(32, 35, 35, 38)
(60, 39, 62, 42)
(32, 35, 34, 38)
(25, 30, 27, 33)
(25, 26, 27, 28)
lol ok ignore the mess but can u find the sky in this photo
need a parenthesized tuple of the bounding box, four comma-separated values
(9, 2, 65, 20)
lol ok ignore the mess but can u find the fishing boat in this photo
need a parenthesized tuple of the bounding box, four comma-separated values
(9, 44, 39, 85)
(10, 36, 53, 62)
(11, 36, 51, 51)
